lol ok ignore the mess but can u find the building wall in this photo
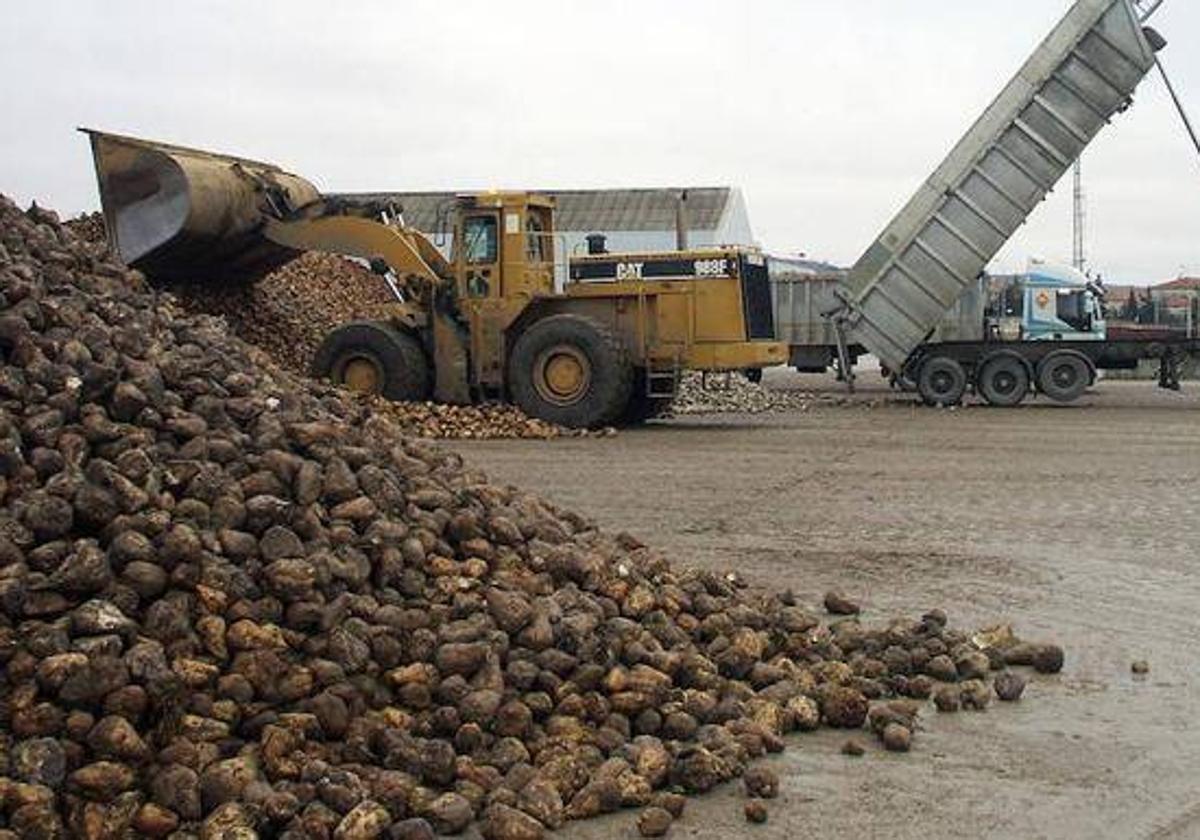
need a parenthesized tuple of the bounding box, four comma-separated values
(712, 188, 755, 248)
(561, 227, 745, 258)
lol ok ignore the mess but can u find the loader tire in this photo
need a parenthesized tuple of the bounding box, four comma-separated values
(1037, 351, 1091, 403)
(509, 314, 633, 429)
(311, 320, 431, 402)
(978, 353, 1030, 407)
(917, 356, 967, 407)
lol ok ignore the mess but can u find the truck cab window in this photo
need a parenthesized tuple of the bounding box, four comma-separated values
(463, 216, 497, 264)
(1057, 291, 1091, 331)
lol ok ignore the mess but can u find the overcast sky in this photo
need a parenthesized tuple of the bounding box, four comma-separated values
(1, 1, 1195, 283)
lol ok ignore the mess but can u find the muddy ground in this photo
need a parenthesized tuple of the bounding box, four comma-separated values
(451, 372, 1200, 839)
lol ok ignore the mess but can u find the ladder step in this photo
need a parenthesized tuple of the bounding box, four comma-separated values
(646, 366, 681, 398)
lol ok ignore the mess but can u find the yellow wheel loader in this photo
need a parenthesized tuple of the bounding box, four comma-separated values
(83, 130, 786, 428)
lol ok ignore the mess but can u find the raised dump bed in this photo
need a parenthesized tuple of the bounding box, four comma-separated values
(840, 0, 1160, 373)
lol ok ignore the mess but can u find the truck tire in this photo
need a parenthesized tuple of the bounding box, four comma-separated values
(311, 320, 431, 402)
(509, 314, 633, 428)
(917, 356, 967, 407)
(1038, 351, 1091, 402)
(978, 353, 1029, 407)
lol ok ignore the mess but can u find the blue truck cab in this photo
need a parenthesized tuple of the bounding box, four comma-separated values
(1019, 264, 1107, 343)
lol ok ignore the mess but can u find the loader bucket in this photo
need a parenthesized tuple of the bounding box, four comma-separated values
(81, 129, 321, 283)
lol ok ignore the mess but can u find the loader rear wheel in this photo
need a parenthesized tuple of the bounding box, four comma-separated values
(917, 356, 967, 407)
(978, 354, 1029, 407)
(311, 320, 430, 402)
(1038, 351, 1091, 403)
(509, 315, 633, 428)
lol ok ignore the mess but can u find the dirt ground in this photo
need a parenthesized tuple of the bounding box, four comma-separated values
(450, 371, 1200, 840)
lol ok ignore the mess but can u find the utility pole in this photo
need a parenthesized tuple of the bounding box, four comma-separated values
(1072, 158, 1086, 273)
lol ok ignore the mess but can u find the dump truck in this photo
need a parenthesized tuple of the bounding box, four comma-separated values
(808, 0, 1184, 406)
(83, 131, 786, 428)
(773, 259, 1199, 403)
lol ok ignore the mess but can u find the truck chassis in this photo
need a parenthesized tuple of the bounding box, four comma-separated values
(899, 334, 1199, 406)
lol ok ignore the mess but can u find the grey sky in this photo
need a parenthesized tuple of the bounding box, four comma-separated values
(1, 1, 1196, 283)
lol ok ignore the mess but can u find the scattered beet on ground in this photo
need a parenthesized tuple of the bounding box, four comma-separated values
(2, 198, 1061, 838)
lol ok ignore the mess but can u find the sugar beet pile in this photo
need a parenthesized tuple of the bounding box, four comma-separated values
(64, 214, 574, 441)
(3, 199, 1063, 838)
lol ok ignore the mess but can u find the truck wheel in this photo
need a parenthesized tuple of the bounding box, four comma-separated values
(917, 357, 967, 407)
(509, 314, 633, 428)
(311, 320, 431, 401)
(1038, 352, 1091, 402)
(978, 354, 1029, 407)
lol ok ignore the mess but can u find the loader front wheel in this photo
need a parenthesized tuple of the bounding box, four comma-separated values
(509, 315, 633, 428)
(311, 320, 431, 402)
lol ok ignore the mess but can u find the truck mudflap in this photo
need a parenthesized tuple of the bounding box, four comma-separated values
(841, 0, 1160, 373)
(82, 129, 321, 283)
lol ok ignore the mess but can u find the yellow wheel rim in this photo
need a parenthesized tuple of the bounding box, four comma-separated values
(534, 345, 591, 406)
(342, 357, 383, 394)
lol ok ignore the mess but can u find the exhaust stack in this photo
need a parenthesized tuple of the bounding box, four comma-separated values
(674, 190, 689, 251)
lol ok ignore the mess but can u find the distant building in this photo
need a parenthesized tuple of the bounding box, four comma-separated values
(765, 255, 843, 278)
(1101, 277, 1199, 328)
(1150, 277, 1200, 316)
(333, 187, 756, 260)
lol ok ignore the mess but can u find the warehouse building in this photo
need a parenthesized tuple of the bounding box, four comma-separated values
(334, 187, 757, 261)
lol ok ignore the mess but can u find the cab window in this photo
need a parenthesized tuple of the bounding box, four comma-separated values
(463, 216, 497, 264)
(1057, 291, 1090, 331)
(526, 213, 546, 262)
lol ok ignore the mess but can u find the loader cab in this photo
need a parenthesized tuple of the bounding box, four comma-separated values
(451, 192, 556, 302)
(451, 192, 558, 392)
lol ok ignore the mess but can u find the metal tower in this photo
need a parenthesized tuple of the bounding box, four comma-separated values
(1072, 159, 1086, 273)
